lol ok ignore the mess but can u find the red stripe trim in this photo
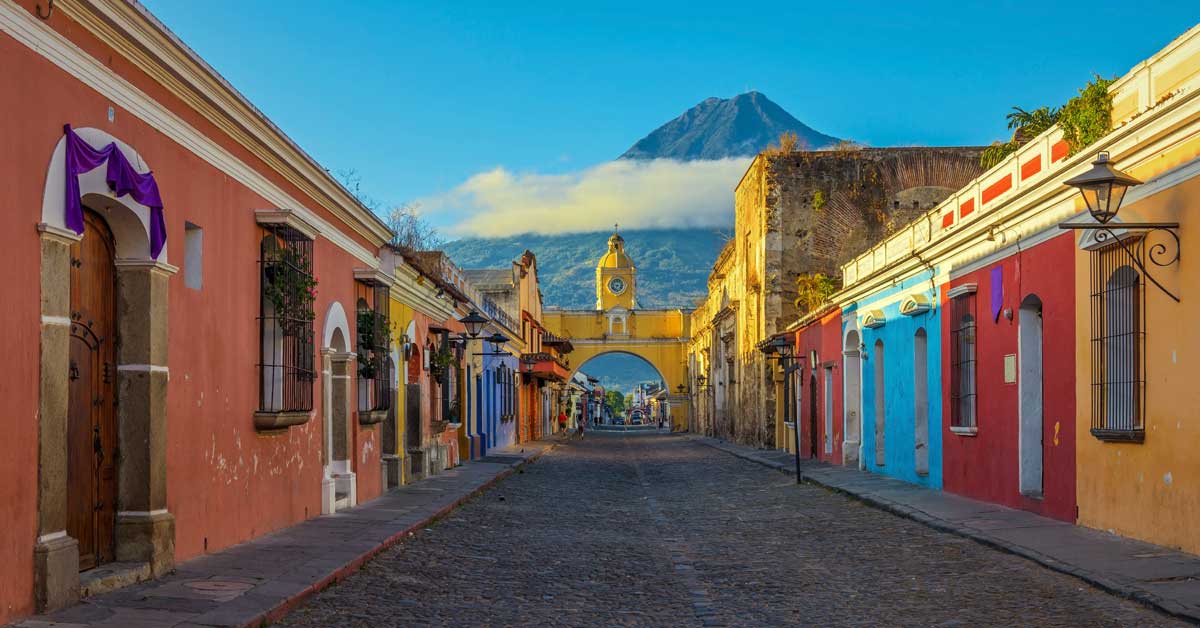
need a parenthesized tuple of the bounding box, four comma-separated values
(959, 198, 975, 218)
(981, 175, 1012, 205)
(942, 212, 955, 228)
(1051, 140, 1070, 163)
(1020, 155, 1041, 180)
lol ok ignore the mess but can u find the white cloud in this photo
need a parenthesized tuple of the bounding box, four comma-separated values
(420, 157, 752, 237)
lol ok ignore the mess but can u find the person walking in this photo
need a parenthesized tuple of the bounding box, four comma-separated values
(577, 416, 586, 440)
(557, 411, 567, 436)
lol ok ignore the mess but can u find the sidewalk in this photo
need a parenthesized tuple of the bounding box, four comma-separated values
(13, 440, 558, 628)
(691, 435, 1200, 624)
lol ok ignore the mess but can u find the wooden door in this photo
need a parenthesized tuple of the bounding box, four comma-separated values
(809, 373, 819, 459)
(405, 383, 421, 452)
(68, 210, 118, 572)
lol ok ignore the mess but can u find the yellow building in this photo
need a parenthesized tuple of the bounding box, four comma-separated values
(1067, 25, 1200, 554)
(543, 229, 692, 430)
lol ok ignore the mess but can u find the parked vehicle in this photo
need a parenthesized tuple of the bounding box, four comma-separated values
(631, 411, 643, 425)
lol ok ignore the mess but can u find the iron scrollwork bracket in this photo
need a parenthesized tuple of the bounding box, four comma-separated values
(1060, 221, 1181, 303)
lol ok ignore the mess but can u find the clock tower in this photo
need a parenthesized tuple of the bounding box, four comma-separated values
(596, 225, 636, 310)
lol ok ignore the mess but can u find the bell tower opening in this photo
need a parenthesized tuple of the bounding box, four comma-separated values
(596, 224, 637, 311)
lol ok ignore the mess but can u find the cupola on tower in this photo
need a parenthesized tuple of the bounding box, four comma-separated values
(596, 225, 636, 310)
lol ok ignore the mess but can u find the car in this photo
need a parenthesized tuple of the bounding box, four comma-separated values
(630, 411, 643, 425)
(613, 417, 625, 425)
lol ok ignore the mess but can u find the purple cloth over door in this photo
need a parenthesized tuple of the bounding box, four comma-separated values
(990, 266, 1003, 322)
(63, 124, 166, 258)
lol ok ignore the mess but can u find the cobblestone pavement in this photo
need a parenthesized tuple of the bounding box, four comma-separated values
(275, 434, 1183, 627)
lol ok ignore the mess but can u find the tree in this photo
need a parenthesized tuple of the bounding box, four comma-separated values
(795, 272, 839, 314)
(604, 389, 626, 416)
(387, 202, 444, 252)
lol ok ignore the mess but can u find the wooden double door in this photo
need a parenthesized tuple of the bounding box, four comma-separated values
(67, 210, 119, 572)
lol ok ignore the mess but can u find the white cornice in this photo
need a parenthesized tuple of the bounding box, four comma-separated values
(255, 209, 320, 241)
(0, 1, 384, 268)
(57, 0, 392, 245)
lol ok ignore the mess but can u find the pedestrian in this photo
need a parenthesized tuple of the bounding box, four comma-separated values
(558, 411, 567, 435)
(577, 417, 585, 440)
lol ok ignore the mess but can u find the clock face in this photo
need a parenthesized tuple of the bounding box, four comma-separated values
(608, 277, 626, 295)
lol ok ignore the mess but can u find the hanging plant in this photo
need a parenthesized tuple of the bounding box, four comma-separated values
(429, 346, 455, 379)
(264, 246, 318, 338)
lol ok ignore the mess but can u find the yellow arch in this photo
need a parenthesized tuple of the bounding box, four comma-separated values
(544, 308, 691, 430)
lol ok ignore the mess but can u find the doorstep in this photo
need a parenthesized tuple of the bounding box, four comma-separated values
(690, 435, 1200, 624)
(80, 562, 152, 598)
(9, 440, 556, 628)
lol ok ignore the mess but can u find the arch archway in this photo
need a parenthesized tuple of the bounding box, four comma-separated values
(572, 351, 670, 427)
(321, 302, 355, 513)
(36, 129, 177, 609)
(843, 326, 863, 468)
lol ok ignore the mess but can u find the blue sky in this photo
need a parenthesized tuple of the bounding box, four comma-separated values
(141, 1, 1197, 234)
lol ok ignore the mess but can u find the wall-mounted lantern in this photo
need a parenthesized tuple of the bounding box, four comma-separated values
(1060, 151, 1179, 302)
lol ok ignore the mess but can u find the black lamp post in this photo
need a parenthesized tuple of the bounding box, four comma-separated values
(1060, 151, 1179, 302)
(766, 335, 801, 483)
(459, 310, 488, 338)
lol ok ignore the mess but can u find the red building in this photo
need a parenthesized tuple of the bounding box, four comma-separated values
(940, 233, 1077, 522)
(0, 2, 394, 620)
(789, 305, 846, 465)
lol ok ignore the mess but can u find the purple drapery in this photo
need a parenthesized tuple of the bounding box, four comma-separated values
(990, 266, 1004, 322)
(63, 124, 166, 258)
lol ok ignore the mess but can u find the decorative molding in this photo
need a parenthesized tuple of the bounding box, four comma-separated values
(116, 364, 169, 373)
(36, 222, 82, 244)
(253, 411, 311, 431)
(0, 2, 383, 266)
(862, 310, 886, 329)
(947, 283, 977, 299)
(899, 294, 931, 317)
(40, 315, 71, 327)
(254, 209, 320, 241)
(113, 258, 179, 276)
(353, 267, 394, 287)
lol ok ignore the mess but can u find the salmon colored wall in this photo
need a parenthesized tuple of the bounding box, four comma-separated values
(0, 31, 44, 624)
(0, 8, 388, 620)
(941, 234, 1076, 522)
(794, 309, 844, 464)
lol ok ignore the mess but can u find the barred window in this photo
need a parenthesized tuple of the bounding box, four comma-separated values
(258, 225, 315, 413)
(355, 282, 391, 414)
(950, 290, 977, 429)
(1091, 240, 1145, 442)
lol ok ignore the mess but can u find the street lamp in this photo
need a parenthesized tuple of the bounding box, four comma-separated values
(1060, 151, 1179, 302)
(1063, 152, 1142, 225)
(458, 310, 488, 338)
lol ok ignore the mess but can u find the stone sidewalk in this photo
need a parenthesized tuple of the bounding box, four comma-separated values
(12, 440, 557, 628)
(692, 435, 1200, 624)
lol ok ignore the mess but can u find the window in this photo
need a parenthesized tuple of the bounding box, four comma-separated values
(1090, 240, 1144, 441)
(355, 282, 391, 414)
(950, 289, 977, 430)
(258, 224, 315, 413)
(184, 221, 202, 290)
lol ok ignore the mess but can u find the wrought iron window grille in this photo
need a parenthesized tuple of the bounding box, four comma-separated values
(257, 224, 315, 414)
(950, 291, 977, 429)
(1088, 239, 1146, 442)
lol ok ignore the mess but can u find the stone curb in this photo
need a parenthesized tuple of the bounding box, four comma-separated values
(688, 435, 1200, 626)
(242, 442, 559, 628)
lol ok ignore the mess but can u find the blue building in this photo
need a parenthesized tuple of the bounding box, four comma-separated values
(843, 269, 943, 488)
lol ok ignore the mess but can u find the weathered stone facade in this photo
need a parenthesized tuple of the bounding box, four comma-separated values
(691, 147, 984, 448)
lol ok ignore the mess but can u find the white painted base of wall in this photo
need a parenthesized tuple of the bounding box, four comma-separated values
(320, 476, 336, 515)
(332, 473, 357, 512)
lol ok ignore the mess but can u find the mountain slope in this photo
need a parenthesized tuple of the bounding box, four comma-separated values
(442, 228, 728, 310)
(620, 91, 839, 160)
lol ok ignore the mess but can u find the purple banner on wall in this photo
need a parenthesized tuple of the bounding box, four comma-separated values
(990, 266, 1003, 322)
(63, 125, 166, 258)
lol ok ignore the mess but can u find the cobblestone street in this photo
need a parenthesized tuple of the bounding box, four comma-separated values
(276, 434, 1182, 627)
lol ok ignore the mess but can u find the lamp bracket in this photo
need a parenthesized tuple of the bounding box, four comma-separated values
(1060, 222, 1180, 303)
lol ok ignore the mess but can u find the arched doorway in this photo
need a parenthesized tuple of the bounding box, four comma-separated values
(68, 209, 118, 571)
(914, 328, 929, 476)
(573, 352, 667, 427)
(1018, 294, 1044, 497)
(37, 127, 178, 610)
(321, 302, 354, 514)
(843, 328, 862, 468)
(808, 371, 818, 458)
